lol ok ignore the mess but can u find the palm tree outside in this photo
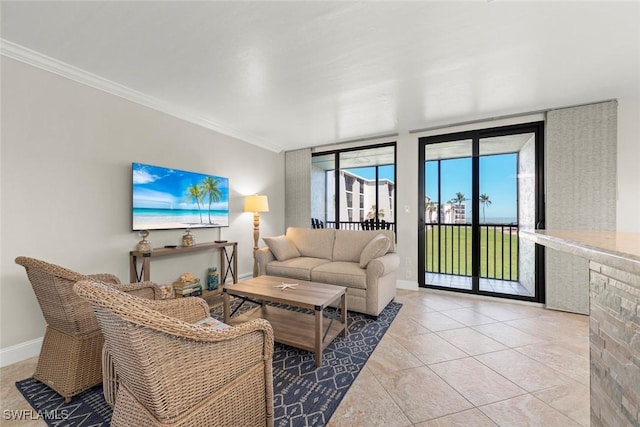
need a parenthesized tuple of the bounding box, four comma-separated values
(480, 193, 492, 222)
(450, 192, 467, 224)
(426, 201, 437, 223)
(366, 204, 385, 220)
(450, 192, 467, 206)
(185, 184, 204, 223)
(201, 176, 222, 224)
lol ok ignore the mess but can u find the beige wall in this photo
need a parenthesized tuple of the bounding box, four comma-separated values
(0, 58, 285, 353)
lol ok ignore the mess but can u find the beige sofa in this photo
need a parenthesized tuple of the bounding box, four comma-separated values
(256, 227, 399, 317)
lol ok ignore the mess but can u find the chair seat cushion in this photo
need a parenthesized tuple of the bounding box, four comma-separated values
(311, 262, 367, 290)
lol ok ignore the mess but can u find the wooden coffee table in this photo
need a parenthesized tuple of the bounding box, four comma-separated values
(223, 275, 347, 367)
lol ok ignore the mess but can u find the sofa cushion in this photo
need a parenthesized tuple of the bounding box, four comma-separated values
(333, 230, 395, 262)
(265, 257, 331, 281)
(359, 234, 391, 268)
(286, 227, 335, 260)
(311, 262, 367, 290)
(262, 235, 300, 261)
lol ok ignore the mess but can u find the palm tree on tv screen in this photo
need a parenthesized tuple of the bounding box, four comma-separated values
(201, 176, 222, 224)
(185, 184, 204, 223)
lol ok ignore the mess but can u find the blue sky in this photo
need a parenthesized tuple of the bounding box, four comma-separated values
(346, 155, 517, 222)
(426, 154, 517, 222)
(132, 163, 229, 210)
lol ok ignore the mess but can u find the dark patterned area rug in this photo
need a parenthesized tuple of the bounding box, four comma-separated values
(15, 301, 401, 427)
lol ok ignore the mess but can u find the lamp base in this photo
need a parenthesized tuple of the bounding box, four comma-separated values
(253, 212, 260, 277)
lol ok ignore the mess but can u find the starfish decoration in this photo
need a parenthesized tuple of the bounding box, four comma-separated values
(274, 282, 298, 291)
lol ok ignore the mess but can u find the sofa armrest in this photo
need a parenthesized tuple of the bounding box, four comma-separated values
(366, 252, 400, 278)
(256, 247, 276, 276)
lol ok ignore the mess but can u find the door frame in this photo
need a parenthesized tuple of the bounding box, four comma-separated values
(418, 121, 545, 303)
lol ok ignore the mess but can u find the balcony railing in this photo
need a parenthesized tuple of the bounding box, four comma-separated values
(324, 221, 396, 232)
(425, 223, 518, 281)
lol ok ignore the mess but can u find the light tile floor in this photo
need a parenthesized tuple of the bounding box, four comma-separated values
(0, 288, 590, 426)
(327, 288, 590, 427)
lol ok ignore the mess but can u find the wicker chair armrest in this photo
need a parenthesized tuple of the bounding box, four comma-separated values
(142, 297, 211, 323)
(113, 281, 164, 300)
(86, 273, 121, 284)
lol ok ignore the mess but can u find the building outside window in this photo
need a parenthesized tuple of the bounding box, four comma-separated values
(311, 144, 396, 230)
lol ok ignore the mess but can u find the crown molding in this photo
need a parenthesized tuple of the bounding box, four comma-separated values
(0, 39, 283, 153)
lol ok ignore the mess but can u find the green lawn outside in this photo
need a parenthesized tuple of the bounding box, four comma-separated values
(425, 225, 518, 280)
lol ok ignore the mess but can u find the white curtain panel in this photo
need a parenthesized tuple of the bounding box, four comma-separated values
(285, 148, 312, 229)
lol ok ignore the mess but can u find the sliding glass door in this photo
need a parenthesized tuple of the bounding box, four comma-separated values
(419, 122, 544, 302)
(424, 139, 473, 290)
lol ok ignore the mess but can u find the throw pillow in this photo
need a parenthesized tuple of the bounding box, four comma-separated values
(263, 235, 301, 261)
(359, 234, 391, 268)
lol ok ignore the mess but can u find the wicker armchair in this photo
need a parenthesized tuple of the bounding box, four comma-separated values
(74, 279, 275, 427)
(14, 256, 162, 403)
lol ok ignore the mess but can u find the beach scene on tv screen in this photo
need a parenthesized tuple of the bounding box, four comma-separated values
(132, 163, 230, 230)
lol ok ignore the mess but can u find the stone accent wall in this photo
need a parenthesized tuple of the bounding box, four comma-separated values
(589, 261, 640, 427)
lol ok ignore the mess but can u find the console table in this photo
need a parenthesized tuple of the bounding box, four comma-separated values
(129, 241, 238, 285)
(520, 230, 640, 427)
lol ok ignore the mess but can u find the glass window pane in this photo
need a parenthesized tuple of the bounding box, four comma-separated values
(311, 154, 334, 227)
(336, 145, 395, 230)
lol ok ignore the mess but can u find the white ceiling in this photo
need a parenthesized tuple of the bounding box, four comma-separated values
(1, 1, 639, 153)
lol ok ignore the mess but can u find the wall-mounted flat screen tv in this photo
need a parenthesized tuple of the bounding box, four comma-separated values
(132, 162, 229, 230)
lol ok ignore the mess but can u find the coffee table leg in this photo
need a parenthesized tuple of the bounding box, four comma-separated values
(223, 290, 230, 323)
(315, 306, 322, 367)
(341, 292, 347, 337)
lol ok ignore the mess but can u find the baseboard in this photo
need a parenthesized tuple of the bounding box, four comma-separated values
(0, 337, 42, 368)
(237, 272, 254, 281)
(396, 280, 419, 290)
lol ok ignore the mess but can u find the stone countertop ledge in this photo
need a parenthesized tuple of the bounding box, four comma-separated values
(519, 229, 640, 276)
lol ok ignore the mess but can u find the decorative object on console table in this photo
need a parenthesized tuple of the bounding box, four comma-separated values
(158, 283, 174, 299)
(136, 230, 152, 253)
(173, 272, 203, 297)
(181, 228, 195, 247)
(207, 267, 219, 290)
(244, 194, 269, 277)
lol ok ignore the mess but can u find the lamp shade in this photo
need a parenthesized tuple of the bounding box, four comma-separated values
(244, 194, 269, 213)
